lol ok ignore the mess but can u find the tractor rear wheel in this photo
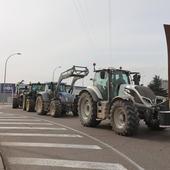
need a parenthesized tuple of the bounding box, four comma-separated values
(35, 96, 46, 115)
(26, 99, 35, 112)
(12, 98, 18, 108)
(110, 100, 139, 136)
(49, 100, 62, 117)
(78, 92, 100, 127)
(72, 97, 78, 116)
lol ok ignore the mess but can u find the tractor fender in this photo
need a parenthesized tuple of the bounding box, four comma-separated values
(110, 96, 134, 110)
(79, 88, 102, 102)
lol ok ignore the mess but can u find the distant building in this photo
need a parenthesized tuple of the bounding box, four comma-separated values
(0, 83, 15, 93)
(0, 83, 15, 103)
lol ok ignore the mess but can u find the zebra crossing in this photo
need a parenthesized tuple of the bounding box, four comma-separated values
(0, 112, 127, 170)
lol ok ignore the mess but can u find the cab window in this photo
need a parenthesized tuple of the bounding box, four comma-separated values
(94, 71, 108, 100)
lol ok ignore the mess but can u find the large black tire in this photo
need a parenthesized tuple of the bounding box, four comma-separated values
(78, 92, 100, 127)
(19, 96, 23, 108)
(146, 120, 166, 131)
(12, 98, 18, 108)
(26, 99, 35, 112)
(110, 100, 139, 136)
(35, 96, 46, 115)
(72, 97, 78, 116)
(49, 100, 62, 117)
(22, 95, 26, 111)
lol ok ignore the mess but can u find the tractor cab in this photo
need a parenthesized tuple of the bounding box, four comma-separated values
(93, 66, 132, 101)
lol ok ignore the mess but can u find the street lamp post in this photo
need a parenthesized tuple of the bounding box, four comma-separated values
(3, 53, 22, 85)
(3, 53, 21, 103)
(52, 66, 61, 82)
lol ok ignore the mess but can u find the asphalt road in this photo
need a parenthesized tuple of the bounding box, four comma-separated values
(0, 105, 170, 170)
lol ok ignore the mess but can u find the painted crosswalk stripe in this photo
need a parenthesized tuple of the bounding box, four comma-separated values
(1, 142, 101, 150)
(8, 157, 127, 170)
(0, 133, 82, 138)
(0, 127, 67, 130)
(0, 122, 52, 125)
(0, 113, 16, 116)
(0, 117, 30, 119)
(0, 119, 42, 121)
(0, 112, 14, 114)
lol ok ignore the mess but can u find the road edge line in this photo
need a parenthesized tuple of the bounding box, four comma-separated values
(35, 117, 144, 170)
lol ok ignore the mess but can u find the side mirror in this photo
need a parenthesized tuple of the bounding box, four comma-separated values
(93, 63, 96, 72)
(100, 71, 105, 79)
(133, 74, 141, 85)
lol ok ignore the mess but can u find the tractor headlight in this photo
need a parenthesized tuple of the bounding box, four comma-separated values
(124, 88, 131, 94)
(142, 97, 152, 105)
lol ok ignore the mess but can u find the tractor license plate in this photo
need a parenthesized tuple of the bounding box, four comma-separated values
(159, 111, 170, 127)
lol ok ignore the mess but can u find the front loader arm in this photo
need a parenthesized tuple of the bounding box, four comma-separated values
(55, 66, 89, 95)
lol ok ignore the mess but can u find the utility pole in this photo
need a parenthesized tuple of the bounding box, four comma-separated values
(3, 53, 21, 103)
(52, 66, 61, 82)
(164, 24, 170, 108)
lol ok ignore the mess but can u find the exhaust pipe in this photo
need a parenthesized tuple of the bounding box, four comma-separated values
(164, 24, 170, 108)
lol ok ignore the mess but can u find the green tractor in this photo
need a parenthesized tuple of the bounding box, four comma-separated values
(78, 64, 170, 136)
(35, 66, 89, 117)
(22, 82, 47, 112)
(12, 80, 27, 109)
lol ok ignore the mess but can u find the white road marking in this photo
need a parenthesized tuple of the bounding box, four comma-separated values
(0, 127, 66, 130)
(1, 142, 101, 150)
(0, 113, 17, 116)
(8, 157, 127, 170)
(0, 122, 52, 125)
(0, 117, 30, 119)
(37, 117, 144, 170)
(0, 133, 82, 138)
(0, 119, 42, 121)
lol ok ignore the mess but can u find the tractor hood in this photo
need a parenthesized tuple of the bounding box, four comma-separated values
(58, 92, 75, 104)
(118, 84, 166, 107)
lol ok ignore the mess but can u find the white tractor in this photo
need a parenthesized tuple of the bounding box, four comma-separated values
(78, 64, 170, 136)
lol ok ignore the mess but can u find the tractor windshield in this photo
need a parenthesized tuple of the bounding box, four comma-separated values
(111, 71, 130, 97)
(31, 84, 45, 92)
(59, 84, 66, 92)
(112, 71, 130, 85)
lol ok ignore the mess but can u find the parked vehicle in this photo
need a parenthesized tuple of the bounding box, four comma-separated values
(12, 80, 27, 109)
(35, 66, 89, 117)
(78, 63, 170, 136)
(22, 82, 47, 112)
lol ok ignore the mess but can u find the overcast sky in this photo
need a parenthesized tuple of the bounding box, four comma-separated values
(0, 0, 170, 86)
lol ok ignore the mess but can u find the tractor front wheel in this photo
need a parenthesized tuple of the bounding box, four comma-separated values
(35, 96, 46, 115)
(78, 92, 100, 127)
(22, 95, 26, 110)
(146, 120, 165, 131)
(26, 99, 35, 112)
(12, 98, 18, 109)
(49, 100, 62, 117)
(72, 97, 78, 116)
(110, 100, 139, 136)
